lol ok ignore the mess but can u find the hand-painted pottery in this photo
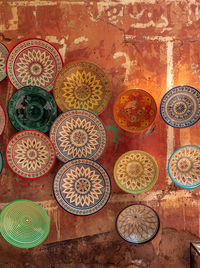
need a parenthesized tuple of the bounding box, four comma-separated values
(0, 200, 50, 248)
(113, 89, 157, 132)
(8, 86, 57, 133)
(160, 85, 200, 128)
(168, 145, 200, 189)
(50, 109, 107, 162)
(6, 38, 63, 91)
(0, 104, 6, 135)
(6, 130, 56, 179)
(53, 61, 111, 115)
(53, 158, 111, 216)
(0, 151, 3, 174)
(113, 150, 158, 194)
(0, 42, 9, 81)
(116, 204, 160, 244)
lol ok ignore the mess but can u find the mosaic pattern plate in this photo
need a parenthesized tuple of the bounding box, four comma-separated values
(168, 145, 200, 189)
(53, 158, 111, 216)
(0, 151, 3, 174)
(116, 204, 160, 244)
(0, 104, 6, 136)
(50, 109, 107, 162)
(113, 150, 158, 194)
(113, 89, 157, 132)
(6, 130, 56, 179)
(0, 42, 9, 81)
(8, 86, 57, 133)
(53, 61, 111, 115)
(0, 200, 50, 248)
(6, 38, 63, 91)
(160, 85, 200, 128)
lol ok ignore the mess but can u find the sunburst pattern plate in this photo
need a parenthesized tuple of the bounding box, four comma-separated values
(53, 158, 111, 216)
(6, 38, 63, 91)
(53, 61, 111, 114)
(160, 85, 200, 128)
(50, 109, 107, 162)
(6, 130, 56, 179)
(168, 145, 200, 189)
(0, 104, 6, 136)
(116, 204, 160, 244)
(113, 89, 157, 132)
(113, 150, 158, 194)
(0, 42, 9, 81)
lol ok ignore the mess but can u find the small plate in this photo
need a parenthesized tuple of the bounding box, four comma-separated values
(8, 85, 57, 133)
(113, 150, 158, 194)
(0, 42, 9, 81)
(50, 109, 107, 162)
(0, 104, 6, 135)
(53, 158, 111, 216)
(6, 130, 56, 179)
(113, 89, 157, 132)
(160, 85, 200, 128)
(53, 61, 111, 115)
(116, 204, 160, 244)
(168, 145, 200, 189)
(6, 38, 63, 91)
(0, 200, 50, 248)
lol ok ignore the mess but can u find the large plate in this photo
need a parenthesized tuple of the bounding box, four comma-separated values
(113, 150, 158, 194)
(0, 42, 9, 81)
(53, 158, 111, 216)
(6, 130, 56, 179)
(53, 61, 111, 115)
(0, 104, 6, 136)
(116, 204, 160, 244)
(8, 85, 57, 133)
(168, 145, 200, 189)
(113, 89, 157, 132)
(6, 38, 63, 91)
(160, 85, 200, 128)
(0, 200, 50, 248)
(50, 109, 107, 162)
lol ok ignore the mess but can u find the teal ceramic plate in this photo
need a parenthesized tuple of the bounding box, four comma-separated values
(0, 151, 3, 174)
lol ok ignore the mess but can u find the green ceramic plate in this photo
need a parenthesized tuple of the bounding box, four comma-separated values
(0, 151, 3, 174)
(8, 86, 57, 133)
(0, 200, 50, 248)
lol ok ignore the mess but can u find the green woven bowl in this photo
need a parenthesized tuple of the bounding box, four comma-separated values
(0, 200, 50, 248)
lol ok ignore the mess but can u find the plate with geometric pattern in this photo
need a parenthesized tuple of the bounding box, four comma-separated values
(168, 145, 200, 189)
(116, 204, 160, 244)
(53, 61, 111, 115)
(6, 130, 56, 179)
(0, 104, 6, 136)
(160, 85, 200, 128)
(6, 38, 63, 91)
(113, 150, 158, 194)
(0, 42, 9, 81)
(50, 109, 107, 162)
(53, 158, 111, 216)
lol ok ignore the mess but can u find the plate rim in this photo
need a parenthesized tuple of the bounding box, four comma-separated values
(0, 42, 9, 82)
(0, 103, 6, 136)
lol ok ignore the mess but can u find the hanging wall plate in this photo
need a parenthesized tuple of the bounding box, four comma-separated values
(0, 104, 6, 136)
(0, 42, 9, 81)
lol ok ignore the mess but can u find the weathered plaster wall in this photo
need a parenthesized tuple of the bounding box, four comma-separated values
(0, 0, 200, 267)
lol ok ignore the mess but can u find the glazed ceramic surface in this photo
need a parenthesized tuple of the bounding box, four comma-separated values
(0, 104, 6, 135)
(0, 42, 9, 81)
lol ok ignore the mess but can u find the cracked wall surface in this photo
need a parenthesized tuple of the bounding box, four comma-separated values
(0, 0, 200, 267)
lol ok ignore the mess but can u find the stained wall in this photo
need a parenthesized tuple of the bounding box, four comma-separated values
(0, 1, 200, 267)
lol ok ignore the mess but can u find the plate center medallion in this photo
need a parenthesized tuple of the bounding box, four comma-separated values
(126, 161, 143, 178)
(177, 157, 192, 173)
(30, 62, 43, 76)
(75, 178, 91, 194)
(74, 84, 91, 101)
(70, 129, 88, 147)
(26, 148, 38, 160)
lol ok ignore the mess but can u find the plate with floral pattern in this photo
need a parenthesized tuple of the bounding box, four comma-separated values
(6, 130, 56, 179)
(50, 109, 107, 162)
(0, 104, 6, 136)
(53, 158, 111, 216)
(0, 42, 9, 81)
(53, 61, 111, 114)
(6, 38, 63, 91)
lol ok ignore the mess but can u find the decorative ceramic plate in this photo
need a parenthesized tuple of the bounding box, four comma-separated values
(6, 38, 63, 91)
(113, 89, 157, 132)
(53, 158, 111, 216)
(53, 61, 111, 114)
(113, 150, 158, 194)
(0, 104, 6, 135)
(160, 85, 200, 128)
(0, 42, 9, 81)
(168, 145, 200, 189)
(8, 86, 57, 133)
(116, 204, 160, 244)
(50, 109, 107, 162)
(6, 130, 56, 179)
(0, 151, 3, 174)
(0, 200, 50, 248)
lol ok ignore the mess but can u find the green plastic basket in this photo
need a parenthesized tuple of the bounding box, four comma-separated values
(0, 200, 50, 248)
